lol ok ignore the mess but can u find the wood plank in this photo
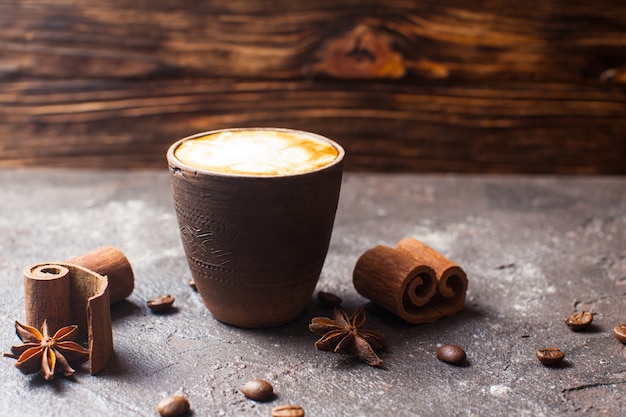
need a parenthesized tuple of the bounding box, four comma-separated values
(2, 1, 625, 82)
(1, 1, 625, 173)
(1, 79, 624, 173)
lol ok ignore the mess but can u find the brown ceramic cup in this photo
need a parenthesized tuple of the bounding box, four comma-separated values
(167, 127, 344, 327)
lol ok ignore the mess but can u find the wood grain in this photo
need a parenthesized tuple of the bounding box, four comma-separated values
(1, 1, 625, 173)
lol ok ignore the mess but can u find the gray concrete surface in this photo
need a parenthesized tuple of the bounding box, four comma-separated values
(0, 169, 624, 416)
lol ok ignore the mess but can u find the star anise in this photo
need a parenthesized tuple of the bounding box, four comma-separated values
(3, 320, 90, 380)
(309, 307, 387, 366)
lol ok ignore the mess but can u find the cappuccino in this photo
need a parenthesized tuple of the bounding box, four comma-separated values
(167, 127, 345, 327)
(174, 128, 340, 176)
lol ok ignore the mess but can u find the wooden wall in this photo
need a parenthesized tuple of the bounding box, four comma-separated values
(1, 0, 625, 174)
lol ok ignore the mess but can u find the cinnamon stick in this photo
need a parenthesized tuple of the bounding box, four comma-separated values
(23, 264, 72, 334)
(20, 246, 131, 375)
(353, 244, 440, 323)
(23, 262, 114, 375)
(65, 246, 134, 304)
(396, 238, 468, 318)
(352, 238, 468, 324)
(64, 263, 114, 375)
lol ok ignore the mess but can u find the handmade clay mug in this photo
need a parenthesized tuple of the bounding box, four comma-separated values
(167, 127, 344, 327)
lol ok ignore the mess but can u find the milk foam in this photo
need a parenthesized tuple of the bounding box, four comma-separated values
(174, 130, 339, 176)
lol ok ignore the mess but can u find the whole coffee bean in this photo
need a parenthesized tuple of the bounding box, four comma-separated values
(188, 278, 197, 292)
(536, 347, 564, 366)
(241, 379, 274, 401)
(317, 291, 342, 308)
(613, 323, 626, 343)
(436, 344, 466, 364)
(147, 294, 175, 313)
(271, 405, 305, 417)
(157, 395, 190, 417)
(564, 311, 593, 331)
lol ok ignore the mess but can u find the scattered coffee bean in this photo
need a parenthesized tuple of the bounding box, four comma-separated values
(157, 395, 190, 417)
(436, 344, 466, 364)
(147, 294, 175, 313)
(188, 278, 197, 292)
(241, 378, 274, 401)
(613, 323, 626, 343)
(271, 405, 305, 417)
(317, 291, 342, 308)
(564, 311, 593, 331)
(536, 347, 564, 366)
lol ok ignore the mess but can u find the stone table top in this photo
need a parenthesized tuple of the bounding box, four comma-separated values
(0, 169, 624, 416)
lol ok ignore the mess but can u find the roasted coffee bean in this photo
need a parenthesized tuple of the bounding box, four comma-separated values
(188, 278, 197, 292)
(241, 378, 274, 401)
(613, 323, 626, 343)
(147, 294, 175, 312)
(271, 405, 305, 417)
(436, 344, 466, 364)
(317, 291, 342, 308)
(157, 395, 190, 417)
(536, 347, 564, 366)
(564, 311, 593, 331)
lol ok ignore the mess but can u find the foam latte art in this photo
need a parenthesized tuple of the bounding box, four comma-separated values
(174, 130, 339, 176)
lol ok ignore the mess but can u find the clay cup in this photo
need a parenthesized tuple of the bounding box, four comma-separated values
(167, 128, 344, 327)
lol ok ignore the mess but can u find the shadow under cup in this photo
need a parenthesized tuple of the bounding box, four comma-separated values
(167, 128, 345, 328)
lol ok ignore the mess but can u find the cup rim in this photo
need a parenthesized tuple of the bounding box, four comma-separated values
(167, 127, 345, 178)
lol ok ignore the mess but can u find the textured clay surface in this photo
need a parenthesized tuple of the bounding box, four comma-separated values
(0, 170, 624, 416)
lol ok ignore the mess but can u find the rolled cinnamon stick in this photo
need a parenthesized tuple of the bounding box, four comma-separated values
(353, 238, 468, 324)
(396, 238, 468, 318)
(353, 244, 440, 323)
(63, 263, 113, 375)
(65, 246, 134, 304)
(23, 264, 72, 334)
(23, 262, 114, 375)
(21, 246, 127, 375)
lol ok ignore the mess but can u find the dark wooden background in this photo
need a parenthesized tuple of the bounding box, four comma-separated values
(1, 0, 625, 174)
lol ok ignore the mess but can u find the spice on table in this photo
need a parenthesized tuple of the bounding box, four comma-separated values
(353, 238, 468, 324)
(309, 307, 387, 367)
(65, 245, 135, 304)
(3, 320, 89, 381)
(317, 291, 342, 308)
(436, 344, 467, 365)
(271, 404, 305, 417)
(147, 294, 175, 313)
(613, 323, 626, 343)
(564, 311, 593, 331)
(241, 378, 274, 401)
(22, 261, 114, 375)
(536, 347, 565, 366)
(157, 395, 190, 417)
